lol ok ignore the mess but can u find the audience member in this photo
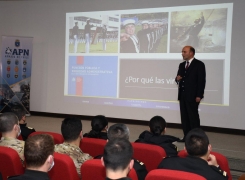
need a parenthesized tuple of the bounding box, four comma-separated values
(11, 105, 36, 141)
(158, 128, 228, 180)
(135, 116, 179, 156)
(8, 134, 55, 180)
(0, 112, 25, 165)
(95, 123, 147, 180)
(102, 138, 134, 180)
(83, 115, 108, 140)
(55, 117, 92, 178)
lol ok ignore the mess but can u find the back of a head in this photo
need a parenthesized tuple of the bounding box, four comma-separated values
(149, 116, 166, 136)
(107, 123, 129, 141)
(0, 112, 18, 133)
(11, 105, 26, 121)
(103, 138, 133, 171)
(25, 134, 54, 168)
(61, 117, 82, 142)
(185, 128, 209, 157)
(91, 115, 108, 132)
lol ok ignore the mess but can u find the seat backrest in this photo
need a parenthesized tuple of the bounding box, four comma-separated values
(145, 169, 206, 180)
(132, 142, 166, 171)
(81, 159, 138, 180)
(80, 159, 105, 180)
(238, 174, 245, 180)
(128, 167, 138, 180)
(211, 151, 232, 180)
(0, 146, 24, 180)
(28, 131, 64, 144)
(48, 152, 80, 180)
(80, 137, 107, 157)
(17, 134, 23, 141)
(178, 150, 231, 180)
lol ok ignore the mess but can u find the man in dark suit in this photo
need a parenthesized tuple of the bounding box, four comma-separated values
(176, 46, 206, 141)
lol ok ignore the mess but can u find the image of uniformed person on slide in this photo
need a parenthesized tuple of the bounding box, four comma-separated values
(84, 19, 95, 53)
(178, 12, 205, 48)
(137, 20, 150, 53)
(120, 19, 140, 53)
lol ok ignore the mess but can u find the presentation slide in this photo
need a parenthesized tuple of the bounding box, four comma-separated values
(64, 3, 233, 114)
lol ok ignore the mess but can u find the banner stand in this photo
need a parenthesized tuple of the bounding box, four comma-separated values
(0, 36, 33, 114)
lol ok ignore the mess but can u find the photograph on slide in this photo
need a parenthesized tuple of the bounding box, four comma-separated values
(120, 12, 168, 53)
(170, 8, 228, 53)
(68, 14, 119, 53)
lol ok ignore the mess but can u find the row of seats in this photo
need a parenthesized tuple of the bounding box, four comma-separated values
(0, 131, 232, 180)
(28, 131, 167, 172)
(81, 159, 206, 180)
(0, 147, 205, 180)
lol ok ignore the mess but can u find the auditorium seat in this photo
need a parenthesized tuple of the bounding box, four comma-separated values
(145, 169, 206, 180)
(48, 152, 80, 180)
(178, 150, 232, 180)
(28, 131, 64, 144)
(238, 174, 245, 180)
(0, 146, 24, 180)
(80, 159, 138, 180)
(131, 142, 166, 171)
(80, 137, 107, 157)
(17, 134, 23, 140)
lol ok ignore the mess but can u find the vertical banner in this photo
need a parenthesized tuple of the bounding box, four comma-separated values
(0, 36, 33, 114)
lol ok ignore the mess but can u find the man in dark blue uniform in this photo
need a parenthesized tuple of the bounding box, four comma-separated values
(11, 105, 35, 141)
(102, 138, 133, 180)
(95, 124, 147, 180)
(158, 128, 228, 180)
(8, 134, 55, 180)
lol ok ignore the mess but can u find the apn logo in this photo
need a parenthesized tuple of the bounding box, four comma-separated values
(5, 47, 29, 56)
(15, 39, 20, 47)
(5, 47, 12, 55)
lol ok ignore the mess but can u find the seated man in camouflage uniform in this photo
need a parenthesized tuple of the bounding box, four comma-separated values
(55, 117, 92, 178)
(11, 105, 36, 141)
(0, 112, 25, 165)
